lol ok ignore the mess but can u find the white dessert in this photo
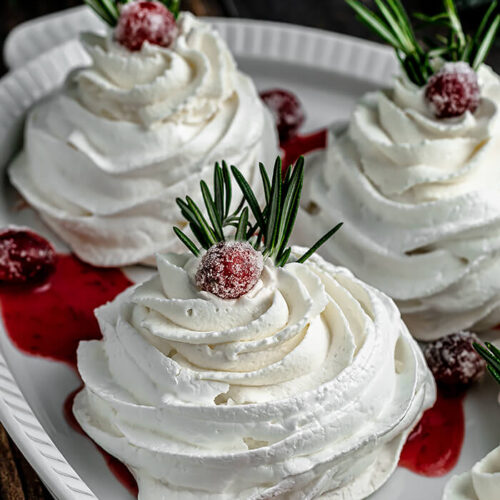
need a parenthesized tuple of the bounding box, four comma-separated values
(301, 65, 500, 340)
(74, 248, 435, 499)
(443, 446, 500, 500)
(9, 13, 278, 267)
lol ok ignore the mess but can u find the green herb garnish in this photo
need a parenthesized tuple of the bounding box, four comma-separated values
(474, 341, 500, 384)
(174, 156, 343, 267)
(345, 0, 500, 86)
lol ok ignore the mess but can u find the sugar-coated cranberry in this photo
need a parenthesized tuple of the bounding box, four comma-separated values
(260, 89, 306, 143)
(115, 1, 178, 52)
(425, 62, 480, 119)
(423, 331, 486, 392)
(195, 241, 264, 299)
(0, 228, 56, 284)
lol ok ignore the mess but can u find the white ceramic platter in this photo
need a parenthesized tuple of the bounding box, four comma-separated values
(0, 7, 499, 500)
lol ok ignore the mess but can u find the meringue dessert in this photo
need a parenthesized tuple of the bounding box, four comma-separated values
(301, 0, 500, 340)
(73, 158, 435, 499)
(8, 1, 278, 267)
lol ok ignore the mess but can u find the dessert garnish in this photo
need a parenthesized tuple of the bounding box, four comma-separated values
(85, 0, 180, 51)
(195, 241, 264, 299)
(260, 89, 306, 143)
(425, 62, 480, 118)
(423, 331, 486, 391)
(474, 340, 500, 384)
(346, 0, 500, 117)
(0, 228, 56, 285)
(174, 157, 343, 287)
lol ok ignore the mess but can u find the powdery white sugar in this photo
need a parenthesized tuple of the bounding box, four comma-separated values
(425, 62, 480, 118)
(423, 331, 486, 388)
(195, 241, 264, 299)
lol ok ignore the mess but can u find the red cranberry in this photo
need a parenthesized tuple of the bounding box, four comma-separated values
(260, 89, 306, 143)
(115, 1, 178, 52)
(425, 62, 480, 119)
(195, 241, 264, 300)
(0, 228, 56, 285)
(423, 331, 486, 392)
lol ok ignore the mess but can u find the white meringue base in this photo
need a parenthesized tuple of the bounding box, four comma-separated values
(299, 126, 500, 341)
(9, 91, 278, 267)
(9, 13, 280, 267)
(73, 250, 435, 499)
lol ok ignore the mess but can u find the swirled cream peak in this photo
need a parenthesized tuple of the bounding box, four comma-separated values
(76, 13, 236, 127)
(443, 446, 500, 500)
(9, 13, 279, 267)
(74, 249, 435, 499)
(301, 64, 500, 340)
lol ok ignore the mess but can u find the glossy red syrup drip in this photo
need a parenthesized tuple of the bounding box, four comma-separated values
(399, 389, 465, 477)
(0, 253, 136, 495)
(281, 129, 328, 170)
(0, 254, 132, 367)
(64, 389, 139, 497)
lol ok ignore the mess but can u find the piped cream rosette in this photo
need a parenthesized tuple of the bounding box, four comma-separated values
(9, 13, 278, 267)
(300, 65, 500, 340)
(74, 248, 435, 499)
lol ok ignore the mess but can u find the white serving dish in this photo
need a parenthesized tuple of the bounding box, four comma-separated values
(0, 8, 499, 499)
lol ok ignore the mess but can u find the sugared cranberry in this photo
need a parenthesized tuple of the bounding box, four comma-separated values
(195, 241, 264, 300)
(260, 89, 306, 143)
(0, 228, 56, 285)
(425, 62, 480, 119)
(423, 331, 486, 392)
(115, 1, 178, 52)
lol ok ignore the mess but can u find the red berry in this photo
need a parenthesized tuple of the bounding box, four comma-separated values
(425, 62, 480, 119)
(423, 331, 486, 392)
(195, 242, 264, 300)
(0, 228, 56, 285)
(260, 89, 306, 143)
(115, 1, 178, 52)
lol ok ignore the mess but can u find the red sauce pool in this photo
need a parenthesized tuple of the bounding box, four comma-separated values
(0, 253, 137, 495)
(399, 389, 465, 477)
(281, 129, 328, 169)
(0, 254, 132, 367)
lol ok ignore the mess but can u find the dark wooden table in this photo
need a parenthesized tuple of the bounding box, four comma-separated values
(0, 0, 499, 499)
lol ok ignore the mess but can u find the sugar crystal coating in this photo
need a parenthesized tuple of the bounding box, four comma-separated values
(423, 331, 486, 390)
(425, 62, 480, 119)
(115, 1, 178, 52)
(195, 241, 264, 299)
(0, 228, 56, 284)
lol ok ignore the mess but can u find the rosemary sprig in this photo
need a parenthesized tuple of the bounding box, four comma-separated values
(346, 0, 500, 85)
(174, 161, 246, 257)
(474, 341, 500, 384)
(84, 0, 181, 26)
(418, 0, 500, 70)
(345, 0, 432, 85)
(174, 156, 343, 267)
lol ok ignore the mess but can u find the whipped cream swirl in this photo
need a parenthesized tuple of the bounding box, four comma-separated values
(9, 13, 278, 267)
(74, 249, 435, 499)
(443, 446, 500, 500)
(301, 65, 500, 340)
